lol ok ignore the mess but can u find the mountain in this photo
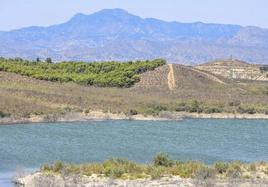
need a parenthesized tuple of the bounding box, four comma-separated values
(1, 8, 268, 64)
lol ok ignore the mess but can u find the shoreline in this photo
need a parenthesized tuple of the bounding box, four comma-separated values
(1, 111, 268, 125)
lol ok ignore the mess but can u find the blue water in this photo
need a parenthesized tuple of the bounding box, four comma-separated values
(1, 119, 268, 186)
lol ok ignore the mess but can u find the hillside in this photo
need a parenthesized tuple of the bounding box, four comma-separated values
(1, 9, 268, 64)
(1, 61, 268, 122)
(196, 59, 268, 81)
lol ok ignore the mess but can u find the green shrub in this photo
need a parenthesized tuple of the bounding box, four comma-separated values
(226, 161, 242, 178)
(147, 166, 166, 179)
(0, 111, 9, 118)
(194, 166, 216, 180)
(249, 163, 257, 171)
(229, 101, 241, 107)
(153, 153, 173, 167)
(52, 161, 64, 173)
(264, 167, 268, 175)
(214, 162, 229, 174)
(129, 109, 138, 116)
(203, 107, 223, 114)
(237, 107, 256, 114)
(41, 164, 51, 172)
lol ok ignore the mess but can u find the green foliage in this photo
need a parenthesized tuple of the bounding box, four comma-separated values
(194, 166, 216, 180)
(102, 158, 142, 178)
(175, 101, 223, 114)
(144, 104, 167, 116)
(237, 107, 256, 114)
(264, 167, 268, 175)
(147, 166, 166, 179)
(129, 109, 138, 116)
(52, 161, 64, 173)
(40, 154, 268, 180)
(45, 58, 53, 64)
(168, 161, 204, 178)
(0, 58, 165, 88)
(0, 111, 10, 118)
(214, 162, 229, 174)
(226, 161, 242, 178)
(229, 100, 241, 107)
(153, 153, 173, 167)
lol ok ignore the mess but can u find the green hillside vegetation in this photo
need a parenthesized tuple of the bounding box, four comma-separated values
(0, 58, 165, 87)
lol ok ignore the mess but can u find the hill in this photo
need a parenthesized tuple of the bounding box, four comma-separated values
(1, 9, 268, 64)
(1, 60, 268, 122)
(196, 59, 268, 81)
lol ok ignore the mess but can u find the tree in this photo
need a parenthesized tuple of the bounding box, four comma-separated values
(36, 57, 40, 62)
(46, 58, 52, 64)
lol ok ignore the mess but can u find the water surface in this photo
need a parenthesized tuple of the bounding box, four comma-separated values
(1, 119, 268, 186)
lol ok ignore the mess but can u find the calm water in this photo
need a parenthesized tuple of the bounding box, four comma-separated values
(1, 119, 268, 186)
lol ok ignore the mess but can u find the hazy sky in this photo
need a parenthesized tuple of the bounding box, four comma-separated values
(1, 0, 268, 31)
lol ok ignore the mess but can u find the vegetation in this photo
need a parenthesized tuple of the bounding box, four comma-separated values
(0, 58, 165, 87)
(40, 154, 268, 180)
(1, 60, 268, 120)
(0, 111, 10, 118)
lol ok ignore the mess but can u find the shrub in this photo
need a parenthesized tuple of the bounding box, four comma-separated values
(226, 161, 242, 178)
(147, 166, 166, 179)
(41, 164, 51, 172)
(237, 107, 256, 114)
(52, 161, 64, 173)
(194, 166, 216, 180)
(264, 167, 268, 175)
(203, 107, 222, 114)
(0, 111, 9, 118)
(229, 101, 241, 107)
(249, 163, 257, 172)
(129, 109, 138, 116)
(214, 162, 229, 174)
(153, 153, 173, 167)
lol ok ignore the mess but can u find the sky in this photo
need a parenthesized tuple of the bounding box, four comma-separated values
(0, 0, 268, 31)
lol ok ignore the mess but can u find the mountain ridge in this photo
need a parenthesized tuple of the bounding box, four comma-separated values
(0, 9, 268, 64)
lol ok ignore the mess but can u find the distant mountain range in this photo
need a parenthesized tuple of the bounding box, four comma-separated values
(1, 8, 268, 64)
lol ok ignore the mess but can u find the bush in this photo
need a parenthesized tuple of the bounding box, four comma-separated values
(153, 153, 173, 167)
(229, 101, 241, 107)
(237, 107, 256, 114)
(0, 111, 9, 118)
(52, 161, 64, 173)
(194, 166, 216, 180)
(264, 167, 268, 175)
(129, 109, 138, 116)
(203, 107, 222, 114)
(226, 161, 242, 178)
(214, 162, 229, 174)
(147, 166, 166, 179)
